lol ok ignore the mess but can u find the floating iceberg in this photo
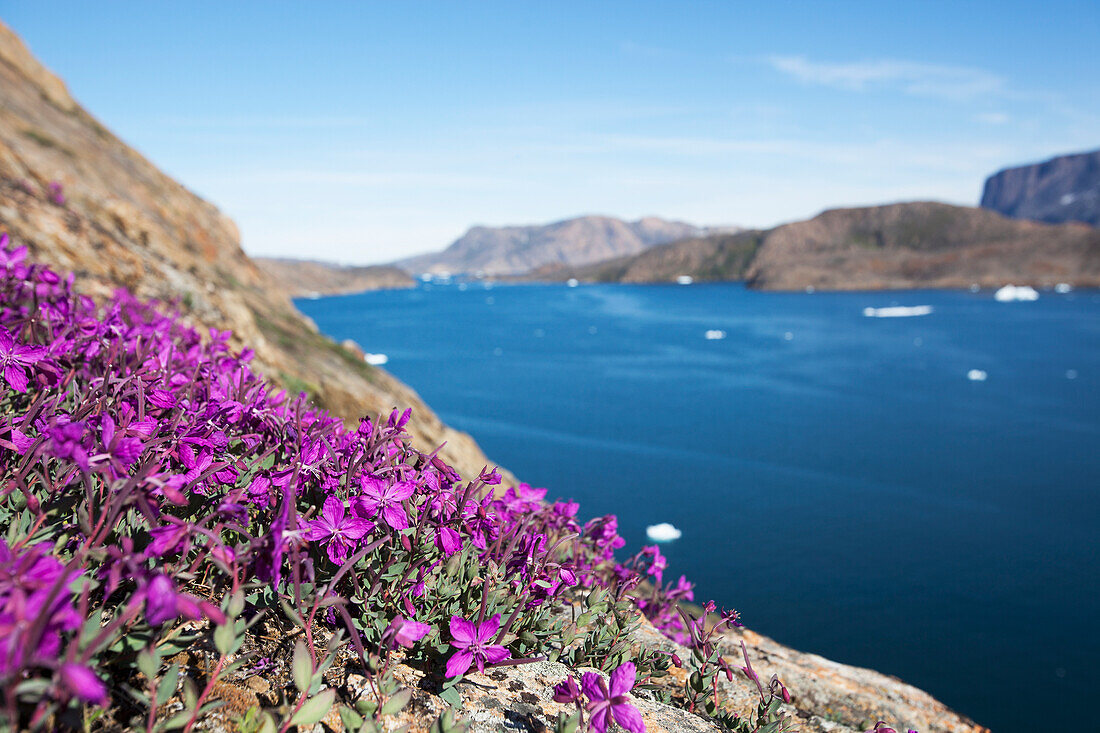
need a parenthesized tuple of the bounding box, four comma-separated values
(994, 285, 1039, 302)
(1055, 283, 1073, 294)
(967, 369, 987, 381)
(676, 275, 694, 285)
(704, 329, 727, 340)
(364, 353, 389, 366)
(862, 305, 933, 318)
(567, 278, 579, 288)
(646, 523, 682, 542)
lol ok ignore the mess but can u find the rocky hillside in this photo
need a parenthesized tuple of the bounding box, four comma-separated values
(254, 257, 414, 297)
(0, 19, 505, 483)
(396, 215, 707, 275)
(981, 148, 1100, 226)
(541, 201, 1100, 290)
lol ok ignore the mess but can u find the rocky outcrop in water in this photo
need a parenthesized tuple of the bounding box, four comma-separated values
(981, 149, 1100, 226)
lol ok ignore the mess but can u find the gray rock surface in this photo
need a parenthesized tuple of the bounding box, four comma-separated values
(981, 149, 1100, 226)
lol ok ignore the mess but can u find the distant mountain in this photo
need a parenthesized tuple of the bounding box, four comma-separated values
(255, 257, 414, 297)
(395, 215, 713, 275)
(536, 202, 1100, 290)
(981, 149, 1100, 226)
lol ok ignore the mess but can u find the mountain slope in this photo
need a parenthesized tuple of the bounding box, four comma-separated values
(0, 19, 506, 483)
(981, 148, 1100, 226)
(254, 257, 414, 296)
(541, 202, 1100, 290)
(396, 215, 706, 275)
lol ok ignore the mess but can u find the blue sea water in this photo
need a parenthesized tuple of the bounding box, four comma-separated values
(298, 282, 1100, 732)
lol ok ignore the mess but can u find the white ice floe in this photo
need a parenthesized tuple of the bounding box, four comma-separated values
(967, 369, 987, 381)
(994, 284, 1039, 302)
(676, 275, 694, 285)
(862, 305, 933, 318)
(646, 523, 682, 542)
(1055, 283, 1073, 294)
(364, 353, 389, 366)
(783, 331, 794, 341)
(567, 278, 579, 288)
(306, 291, 322, 300)
(1066, 369, 1078, 380)
(704, 329, 727, 340)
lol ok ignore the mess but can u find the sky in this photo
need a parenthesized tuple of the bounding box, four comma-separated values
(3, 1, 1098, 263)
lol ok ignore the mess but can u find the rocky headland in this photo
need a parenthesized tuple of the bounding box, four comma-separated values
(535, 201, 1100, 290)
(254, 257, 415, 297)
(981, 148, 1100, 227)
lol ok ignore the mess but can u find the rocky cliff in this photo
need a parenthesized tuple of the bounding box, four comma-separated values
(981, 148, 1100, 226)
(540, 201, 1100, 290)
(254, 257, 415, 297)
(396, 215, 707, 276)
(0, 19, 505, 484)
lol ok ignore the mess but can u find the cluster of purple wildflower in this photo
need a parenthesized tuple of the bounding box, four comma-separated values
(0, 231, 705, 727)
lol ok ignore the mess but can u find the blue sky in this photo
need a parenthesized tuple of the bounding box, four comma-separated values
(3, 2, 1098, 263)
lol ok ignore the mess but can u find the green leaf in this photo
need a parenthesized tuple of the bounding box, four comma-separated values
(257, 712, 278, 733)
(380, 688, 412, 716)
(14, 679, 50, 701)
(213, 622, 237, 656)
(289, 688, 335, 727)
(292, 639, 313, 693)
(137, 647, 160, 680)
(279, 597, 306, 628)
(226, 589, 245, 618)
(157, 664, 180, 706)
(339, 705, 365, 731)
(439, 685, 462, 708)
(182, 678, 198, 709)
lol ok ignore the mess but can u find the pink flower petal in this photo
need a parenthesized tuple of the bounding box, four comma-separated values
(609, 662, 636, 697)
(476, 613, 502, 643)
(612, 701, 646, 733)
(449, 615, 476, 645)
(381, 504, 408, 530)
(444, 649, 473, 679)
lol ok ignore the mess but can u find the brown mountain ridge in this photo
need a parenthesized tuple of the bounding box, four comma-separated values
(536, 201, 1100, 290)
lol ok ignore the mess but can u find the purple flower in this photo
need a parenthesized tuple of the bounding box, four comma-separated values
(386, 616, 431, 648)
(582, 663, 645, 733)
(435, 526, 462, 556)
(254, 489, 291, 586)
(552, 676, 582, 704)
(46, 417, 89, 471)
(143, 575, 203, 626)
(444, 614, 510, 678)
(354, 477, 414, 531)
(303, 496, 372, 564)
(59, 663, 108, 705)
(0, 328, 47, 392)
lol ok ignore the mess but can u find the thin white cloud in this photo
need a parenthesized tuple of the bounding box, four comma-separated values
(975, 112, 1011, 125)
(160, 115, 372, 129)
(767, 55, 1007, 101)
